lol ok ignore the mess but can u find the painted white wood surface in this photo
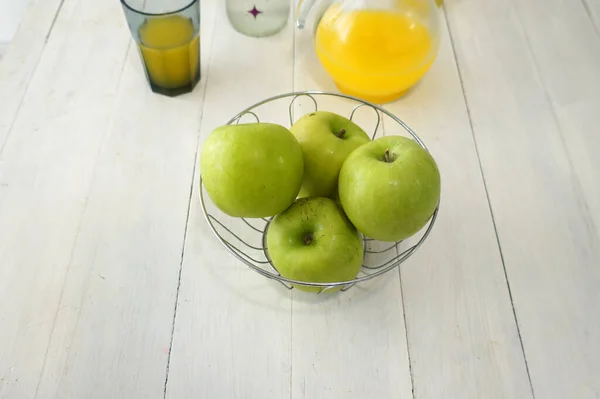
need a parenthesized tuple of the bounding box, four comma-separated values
(165, 1, 294, 398)
(292, 11, 413, 399)
(445, 0, 600, 397)
(33, 16, 214, 399)
(583, 0, 600, 32)
(0, 0, 65, 148)
(0, 0, 131, 396)
(0, 0, 599, 398)
(383, 13, 534, 399)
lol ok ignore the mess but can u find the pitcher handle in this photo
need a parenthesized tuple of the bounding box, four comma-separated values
(296, 0, 318, 29)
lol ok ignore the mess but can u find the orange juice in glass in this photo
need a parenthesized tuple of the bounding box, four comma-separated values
(121, 0, 200, 96)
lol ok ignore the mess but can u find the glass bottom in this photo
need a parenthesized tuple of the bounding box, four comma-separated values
(148, 68, 201, 96)
(136, 40, 201, 97)
(334, 81, 410, 104)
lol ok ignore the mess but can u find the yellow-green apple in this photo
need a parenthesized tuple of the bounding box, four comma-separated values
(290, 111, 370, 198)
(338, 135, 441, 242)
(266, 197, 364, 293)
(200, 122, 304, 218)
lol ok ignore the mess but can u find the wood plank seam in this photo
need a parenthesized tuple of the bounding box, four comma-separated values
(383, 113, 415, 399)
(162, 151, 196, 399)
(288, 40, 294, 391)
(581, 0, 600, 36)
(509, 0, 600, 243)
(0, 0, 67, 157)
(443, 6, 537, 399)
(398, 270, 415, 399)
(494, 2, 600, 396)
(289, 295, 292, 399)
(44, 0, 67, 42)
(163, 2, 295, 396)
(31, 40, 133, 399)
(358, 103, 413, 398)
(162, 16, 218, 399)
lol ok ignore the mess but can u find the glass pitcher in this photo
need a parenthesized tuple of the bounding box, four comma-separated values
(296, 0, 442, 103)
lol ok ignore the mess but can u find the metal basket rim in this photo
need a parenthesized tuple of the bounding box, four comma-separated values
(198, 90, 440, 291)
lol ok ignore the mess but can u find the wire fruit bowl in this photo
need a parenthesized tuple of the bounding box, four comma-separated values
(199, 91, 439, 294)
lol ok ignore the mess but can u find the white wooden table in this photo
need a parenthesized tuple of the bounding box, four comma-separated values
(1, 0, 600, 397)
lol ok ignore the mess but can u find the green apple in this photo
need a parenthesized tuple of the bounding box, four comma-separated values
(290, 111, 370, 199)
(266, 197, 364, 293)
(200, 122, 304, 218)
(338, 135, 441, 242)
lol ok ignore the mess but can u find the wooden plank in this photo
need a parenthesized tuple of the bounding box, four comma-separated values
(32, 23, 212, 399)
(164, 2, 294, 398)
(0, 0, 65, 147)
(511, 0, 600, 106)
(290, 8, 413, 399)
(582, 0, 600, 32)
(445, 0, 600, 397)
(0, 0, 130, 397)
(378, 11, 533, 399)
(511, 0, 600, 229)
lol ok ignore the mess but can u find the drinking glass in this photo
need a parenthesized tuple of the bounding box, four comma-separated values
(121, 0, 200, 96)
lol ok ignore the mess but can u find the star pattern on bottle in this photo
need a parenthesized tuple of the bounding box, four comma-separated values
(248, 5, 262, 19)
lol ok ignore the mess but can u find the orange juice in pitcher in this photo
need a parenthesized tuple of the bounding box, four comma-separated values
(297, 0, 441, 103)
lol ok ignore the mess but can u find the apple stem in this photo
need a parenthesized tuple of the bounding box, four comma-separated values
(383, 148, 397, 163)
(384, 148, 392, 163)
(303, 234, 313, 245)
(336, 129, 346, 138)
